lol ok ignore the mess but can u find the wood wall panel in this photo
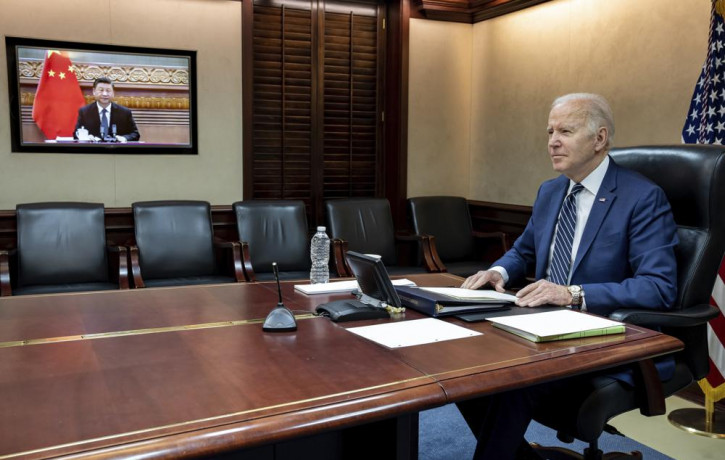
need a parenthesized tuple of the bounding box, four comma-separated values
(414, 0, 552, 24)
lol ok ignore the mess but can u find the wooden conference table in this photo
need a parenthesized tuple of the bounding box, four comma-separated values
(0, 274, 682, 459)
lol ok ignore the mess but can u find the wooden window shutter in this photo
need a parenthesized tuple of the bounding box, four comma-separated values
(322, 3, 380, 200)
(251, 2, 314, 204)
(248, 0, 382, 225)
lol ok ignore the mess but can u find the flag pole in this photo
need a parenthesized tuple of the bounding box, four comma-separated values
(668, 379, 725, 438)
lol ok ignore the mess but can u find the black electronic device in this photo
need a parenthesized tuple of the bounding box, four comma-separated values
(262, 262, 297, 332)
(345, 251, 402, 308)
(315, 251, 401, 322)
(5, 36, 198, 155)
(316, 299, 389, 322)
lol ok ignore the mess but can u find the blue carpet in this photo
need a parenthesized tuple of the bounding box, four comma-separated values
(419, 403, 674, 460)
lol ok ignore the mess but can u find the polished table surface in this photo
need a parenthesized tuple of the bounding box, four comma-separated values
(0, 274, 682, 459)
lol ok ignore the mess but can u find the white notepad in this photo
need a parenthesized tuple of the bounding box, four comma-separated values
(294, 278, 416, 295)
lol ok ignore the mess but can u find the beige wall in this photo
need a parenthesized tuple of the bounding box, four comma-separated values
(0, 0, 242, 208)
(409, 0, 711, 205)
(0, 0, 712, 209)
(407, 19, 472, 198)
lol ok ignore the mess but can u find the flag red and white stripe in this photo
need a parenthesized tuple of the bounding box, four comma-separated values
(706, 259, 725, 389)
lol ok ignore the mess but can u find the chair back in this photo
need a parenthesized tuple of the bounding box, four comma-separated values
(408, 196, 474, 261)
(16, 202, 109, 286)
(132, 201, 217, 279)
(611, 145, 725, 379)
(325, 198, 397, 266)
(233, 200, 309, 273)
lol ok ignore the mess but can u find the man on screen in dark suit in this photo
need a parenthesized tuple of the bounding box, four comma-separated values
(458, 93, 678, 459)
(74, 77, 140, 142)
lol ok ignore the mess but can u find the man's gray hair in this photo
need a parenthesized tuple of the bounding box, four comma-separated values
(552, 93, 615, 148)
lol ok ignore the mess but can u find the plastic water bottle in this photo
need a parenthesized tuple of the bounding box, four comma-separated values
(310, 226, 330, 284)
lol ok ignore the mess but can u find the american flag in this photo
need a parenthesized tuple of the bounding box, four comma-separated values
(682, 0, 725, 399)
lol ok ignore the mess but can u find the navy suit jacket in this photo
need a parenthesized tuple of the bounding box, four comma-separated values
(495, 157, 678, 316)
(74, 102, 140, 141)
(494, 157, 679, 382)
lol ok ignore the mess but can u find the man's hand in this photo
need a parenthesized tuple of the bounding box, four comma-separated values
(115, 135, 128, 143)
(515, 279, 572, 307)
(461, 270, 505, 292)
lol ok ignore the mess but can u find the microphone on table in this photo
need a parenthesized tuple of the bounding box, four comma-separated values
(262, 262, 297, 332)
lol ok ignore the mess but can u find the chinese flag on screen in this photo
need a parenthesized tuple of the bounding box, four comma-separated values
(32, 50, 86, 139)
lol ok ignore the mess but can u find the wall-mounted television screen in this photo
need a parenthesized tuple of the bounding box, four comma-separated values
(5, 36, 197, 154)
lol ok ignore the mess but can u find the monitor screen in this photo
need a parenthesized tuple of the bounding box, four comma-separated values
(345, 251, 402, 308)
(5, 36, 197, 154)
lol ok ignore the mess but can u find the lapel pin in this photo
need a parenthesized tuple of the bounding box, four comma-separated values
(599, 198, 606, 202)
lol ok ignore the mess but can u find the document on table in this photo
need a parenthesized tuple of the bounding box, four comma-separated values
(347, 318, 481, 348)
(419, 287, 517, 303)
(294, 278, 416, 295)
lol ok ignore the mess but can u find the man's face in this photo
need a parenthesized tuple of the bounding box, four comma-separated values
(93, 82, 114, 106)
(546, 100, 605, 182)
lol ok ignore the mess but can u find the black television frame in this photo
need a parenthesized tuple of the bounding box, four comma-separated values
(5, 36, 198, 155)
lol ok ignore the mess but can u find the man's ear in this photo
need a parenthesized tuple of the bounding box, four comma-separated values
(594, 127, 608, 152)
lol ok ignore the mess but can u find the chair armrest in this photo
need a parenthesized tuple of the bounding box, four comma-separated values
(418, 234, 445, 273)
(394, 233, 441, 273)
(128, 245, 145, 289)
(472, 230, 509, 253)
(609, 304, 719, 328)
(213, 239, 246, 283)
(331, 238, 351, 277)
(239, 241, 255, 282)
(0, 249, 14, 296)
(106, 245, 130, 290)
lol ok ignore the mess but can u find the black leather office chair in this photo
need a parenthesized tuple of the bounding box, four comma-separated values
(0, 202, 128, 296)
(407, 196, 508, 277)
(129, 200, 244, 288)
(325, 198, 438, 277)
(233, 200, 311, 282)
(531, 145, 725, 459)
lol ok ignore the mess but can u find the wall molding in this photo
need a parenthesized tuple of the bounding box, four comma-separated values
(414, 0, 551, 23)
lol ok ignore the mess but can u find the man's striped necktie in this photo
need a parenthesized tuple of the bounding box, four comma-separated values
(549, 183, 584, 285)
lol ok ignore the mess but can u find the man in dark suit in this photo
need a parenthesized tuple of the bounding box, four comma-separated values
(74, 77, 140, 142)
(459, 93, 678, 459)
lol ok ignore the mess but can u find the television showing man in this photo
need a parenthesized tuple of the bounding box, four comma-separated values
(74, 77, 140, 143)
(458, 93, 678, 460)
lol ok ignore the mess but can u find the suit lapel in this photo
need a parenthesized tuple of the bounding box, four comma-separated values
(571, 161, 618, 276)
(536, 176, 568, 279)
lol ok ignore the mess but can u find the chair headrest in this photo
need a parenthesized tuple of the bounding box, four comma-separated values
(610, 145, 725, 231)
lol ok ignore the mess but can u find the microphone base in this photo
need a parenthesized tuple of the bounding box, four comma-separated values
(262, 303, 297, 332)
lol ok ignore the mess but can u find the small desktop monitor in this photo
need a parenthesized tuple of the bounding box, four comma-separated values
(345, 251, 402, 308)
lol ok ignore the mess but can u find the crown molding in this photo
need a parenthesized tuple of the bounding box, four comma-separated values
(414, 0, 551, 24)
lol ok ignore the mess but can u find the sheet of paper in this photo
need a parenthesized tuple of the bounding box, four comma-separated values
(347, 318, 481, 348)
(294, 278, 416, 295)
(420, 287, 517, 303)
(486, 309, 624, 337)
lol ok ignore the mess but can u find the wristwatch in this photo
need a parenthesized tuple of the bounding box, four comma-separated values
(567, 285, 584, 310)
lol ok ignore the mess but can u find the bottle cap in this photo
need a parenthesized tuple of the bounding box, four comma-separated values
(317, 226, 326, 232)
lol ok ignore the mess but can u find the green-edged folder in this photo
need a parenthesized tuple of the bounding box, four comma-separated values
(486, 309, 625, 343)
